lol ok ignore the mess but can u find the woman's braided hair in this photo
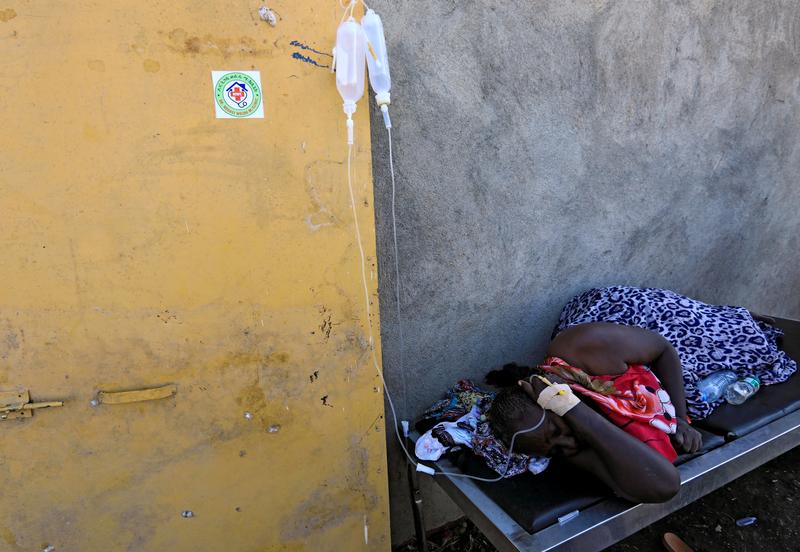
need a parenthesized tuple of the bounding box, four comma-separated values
(485, 363, 538, 444)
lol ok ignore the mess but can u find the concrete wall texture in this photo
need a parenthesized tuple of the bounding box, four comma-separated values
(367, 0, 800, 545)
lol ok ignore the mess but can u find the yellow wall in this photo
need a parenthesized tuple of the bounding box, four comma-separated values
(0, 1, 389, 550)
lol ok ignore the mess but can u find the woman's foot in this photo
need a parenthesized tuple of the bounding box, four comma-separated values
(662, 532, 694, 552)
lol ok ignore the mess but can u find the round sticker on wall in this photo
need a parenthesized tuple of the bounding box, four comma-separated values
(213, 71, 263, 118)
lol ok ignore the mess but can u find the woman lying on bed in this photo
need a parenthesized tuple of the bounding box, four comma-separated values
(487, 322, 696, 503)
(485, 286, 796, 504)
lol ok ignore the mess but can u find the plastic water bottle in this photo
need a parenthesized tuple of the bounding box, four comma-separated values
(725, 375, 760, 405)
(697, 370, 738, 402)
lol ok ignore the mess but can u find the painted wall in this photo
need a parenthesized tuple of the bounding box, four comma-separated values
(368, 0, 800, 544)
(0, 1, 388, 550)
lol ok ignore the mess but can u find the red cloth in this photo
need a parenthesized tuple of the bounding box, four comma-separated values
(541, 357, 678, 462)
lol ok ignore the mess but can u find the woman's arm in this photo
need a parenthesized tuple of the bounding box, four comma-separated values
(648, 341, 686, 417)
(562, 402, 680, 502)
(521, 379, 680, 502)
(648, 340, 702, 453)
(550, 322, 702, 453)
(617, 327, 703, 453)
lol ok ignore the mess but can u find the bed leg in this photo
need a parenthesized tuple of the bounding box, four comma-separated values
(405, 431, 429, 552)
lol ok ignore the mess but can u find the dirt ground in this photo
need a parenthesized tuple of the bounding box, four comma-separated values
(395, 445, 800, 552)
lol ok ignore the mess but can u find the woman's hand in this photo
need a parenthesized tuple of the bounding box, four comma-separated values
(672, 418, 703, 454)
(517, 372, 567, 402)
(517, 375, 549, 402)
(519, 373, 580, 416)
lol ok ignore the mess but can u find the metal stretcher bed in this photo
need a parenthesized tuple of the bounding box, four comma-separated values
(407, 317, 800, 552)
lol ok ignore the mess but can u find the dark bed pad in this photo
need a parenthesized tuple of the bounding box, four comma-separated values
(695, 317, 800, 440)
(438, 427, 724, 534)
(448, 450, 610, 533)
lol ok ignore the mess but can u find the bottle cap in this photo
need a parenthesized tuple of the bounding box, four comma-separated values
(743, 375, 760, 389)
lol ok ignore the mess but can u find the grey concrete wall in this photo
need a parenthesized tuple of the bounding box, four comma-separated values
(367, 0, 800, 545)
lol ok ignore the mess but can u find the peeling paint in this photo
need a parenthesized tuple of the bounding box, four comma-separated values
(0, 8, 16, 22)
(305, 214, 332, 232)
(143, 59, 161, 73)
(162, 28, 275, 59)
(258, 6, 278, 27)
(279, 488, 357, 541)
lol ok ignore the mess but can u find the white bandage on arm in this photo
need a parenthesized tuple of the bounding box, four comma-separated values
(536, 383, 580, 416)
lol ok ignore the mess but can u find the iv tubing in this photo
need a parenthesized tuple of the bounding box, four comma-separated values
(388, 127, 406, 412)
(339, 0, 356, 23)
(335, 0, 542, 483)
(346, 141, 416, 469)
(346, 125, 548, 482)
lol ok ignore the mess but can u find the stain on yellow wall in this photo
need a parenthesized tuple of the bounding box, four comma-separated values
(0, 1, 389, 550)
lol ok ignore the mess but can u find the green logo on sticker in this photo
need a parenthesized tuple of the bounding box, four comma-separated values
(215, 72, 262, 118)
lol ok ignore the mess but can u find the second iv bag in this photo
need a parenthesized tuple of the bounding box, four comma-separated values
(334, 17, 366, 144)
(362, 9, 391, 106)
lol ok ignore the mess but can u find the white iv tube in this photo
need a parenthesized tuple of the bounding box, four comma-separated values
(338, 2, 539, 483)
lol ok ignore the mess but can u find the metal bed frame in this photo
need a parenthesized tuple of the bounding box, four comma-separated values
(405, 314, 800, 551)
(410, 409, 800, 551)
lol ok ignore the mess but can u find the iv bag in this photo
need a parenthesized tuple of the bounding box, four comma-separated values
(362, 9, 391, 105)
(335, 18, 367, 113)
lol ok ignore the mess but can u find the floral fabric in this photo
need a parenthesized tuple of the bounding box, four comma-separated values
(541, 357, 678, 462)
(417, 379, 549, 478)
